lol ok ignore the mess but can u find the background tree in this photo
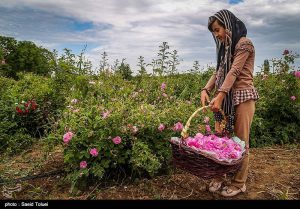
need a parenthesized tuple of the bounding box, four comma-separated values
(168, 50, 180, 75)
(0, 36, 52, 77)
(147, 59, 159, 76)
(0, 41, 15, 78)
(271, 50, 299, 74)
(189, 61, 201, 74)
(115, 58, 133, 80)
(57, 48, 77, 74)
(137, 56, 147, 76)
(0, 36, 17, 60)
(0, 62, 14, 78)
(77, 44, 92, 75)
(11, 41, 53, 75)
(157, 42, 170, 76)
(263, 59, 270, 74)
(48, 49, 59, 74)
(112, 59, 120, 73)
(0, 47, 3, 61)
(99, 51, 108, 73)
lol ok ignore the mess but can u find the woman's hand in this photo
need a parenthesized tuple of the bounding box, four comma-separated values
(209, 92, 226, 112)
(201, 90, 210, 106)
(201, 89, 210, 113)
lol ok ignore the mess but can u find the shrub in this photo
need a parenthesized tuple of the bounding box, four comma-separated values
(50, 74, 203, 189)
(251, 51, 300, 146)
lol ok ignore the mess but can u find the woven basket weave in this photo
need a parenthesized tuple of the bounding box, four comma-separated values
(169, 106, 245, 179)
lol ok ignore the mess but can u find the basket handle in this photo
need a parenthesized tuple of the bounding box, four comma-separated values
(180, 105, 226, 139)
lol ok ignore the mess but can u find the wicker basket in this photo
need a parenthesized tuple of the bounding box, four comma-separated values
(169, 106, 246, 179)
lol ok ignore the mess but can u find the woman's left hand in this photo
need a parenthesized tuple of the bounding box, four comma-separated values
(209, 92, 226, 112)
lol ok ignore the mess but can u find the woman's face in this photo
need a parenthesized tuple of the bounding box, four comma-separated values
(211, 20, 226, 43)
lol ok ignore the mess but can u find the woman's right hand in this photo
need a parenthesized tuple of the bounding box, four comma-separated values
(201, 89, 210, 112)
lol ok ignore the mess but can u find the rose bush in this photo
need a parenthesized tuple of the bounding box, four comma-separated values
(49, 73, 206, 190)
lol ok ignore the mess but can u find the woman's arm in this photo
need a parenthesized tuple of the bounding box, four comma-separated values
(210, 41, 254, 111)
(218, 42, 254, 94)
(201, 72, 216, 108)
(202, 72, 217, 94)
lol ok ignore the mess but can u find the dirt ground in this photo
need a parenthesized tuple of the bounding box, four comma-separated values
(0, 142, 299, 200)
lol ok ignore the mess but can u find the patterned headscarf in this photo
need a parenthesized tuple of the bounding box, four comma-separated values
(208, 9, 247, 116)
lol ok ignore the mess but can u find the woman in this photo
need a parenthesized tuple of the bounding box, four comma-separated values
(201, 9, 259, 197)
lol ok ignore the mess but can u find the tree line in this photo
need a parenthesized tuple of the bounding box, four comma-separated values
(0, 36, 204, 80)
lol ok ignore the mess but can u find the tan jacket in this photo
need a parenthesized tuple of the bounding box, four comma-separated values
(203, 37, 255, 94)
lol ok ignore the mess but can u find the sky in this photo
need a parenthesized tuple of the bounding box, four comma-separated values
(0, 0, 300, 75)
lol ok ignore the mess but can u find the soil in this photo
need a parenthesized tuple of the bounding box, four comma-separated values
(0, 142, 299, 200)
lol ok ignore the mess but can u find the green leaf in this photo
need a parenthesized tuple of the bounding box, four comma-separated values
(91, 164, 105, 178)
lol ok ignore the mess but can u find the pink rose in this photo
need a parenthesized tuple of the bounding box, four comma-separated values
(173, 122, 183, 132)
(112, 136, 122, 144)
(102, 110, 111, 119)
(189, 141, 200, 149)
(158, 124, 165, 132)
(195, 133, 204, 140)
(233, 144, 242, 151)
(185, 134, 244, 161)
(63, 131, 74, 144)
(283, 49, 289, 55)
(228, 151, 239, 159)
(72, 109, 80, 113)
(217, 152, 227, 160)
(80, 161, 87, 169)
(212, 137, 223, 149)
(203, 140, 215, 151)
(290, 96, 296, 101)
(185, 137, 194, 145)
(294, 71, 300, 78)
(90, 148, 98, 157)
(205, 125, 211, 133)
(132, 126, 138, 134)
(204, 116, 210, 124)
(161, 82, 166, 91)
(186, 137, 200, 148)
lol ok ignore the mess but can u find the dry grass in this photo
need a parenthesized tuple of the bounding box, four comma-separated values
(0, 143, 299, 200)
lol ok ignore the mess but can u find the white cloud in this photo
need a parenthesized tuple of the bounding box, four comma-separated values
(0, 0, 300, 74)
